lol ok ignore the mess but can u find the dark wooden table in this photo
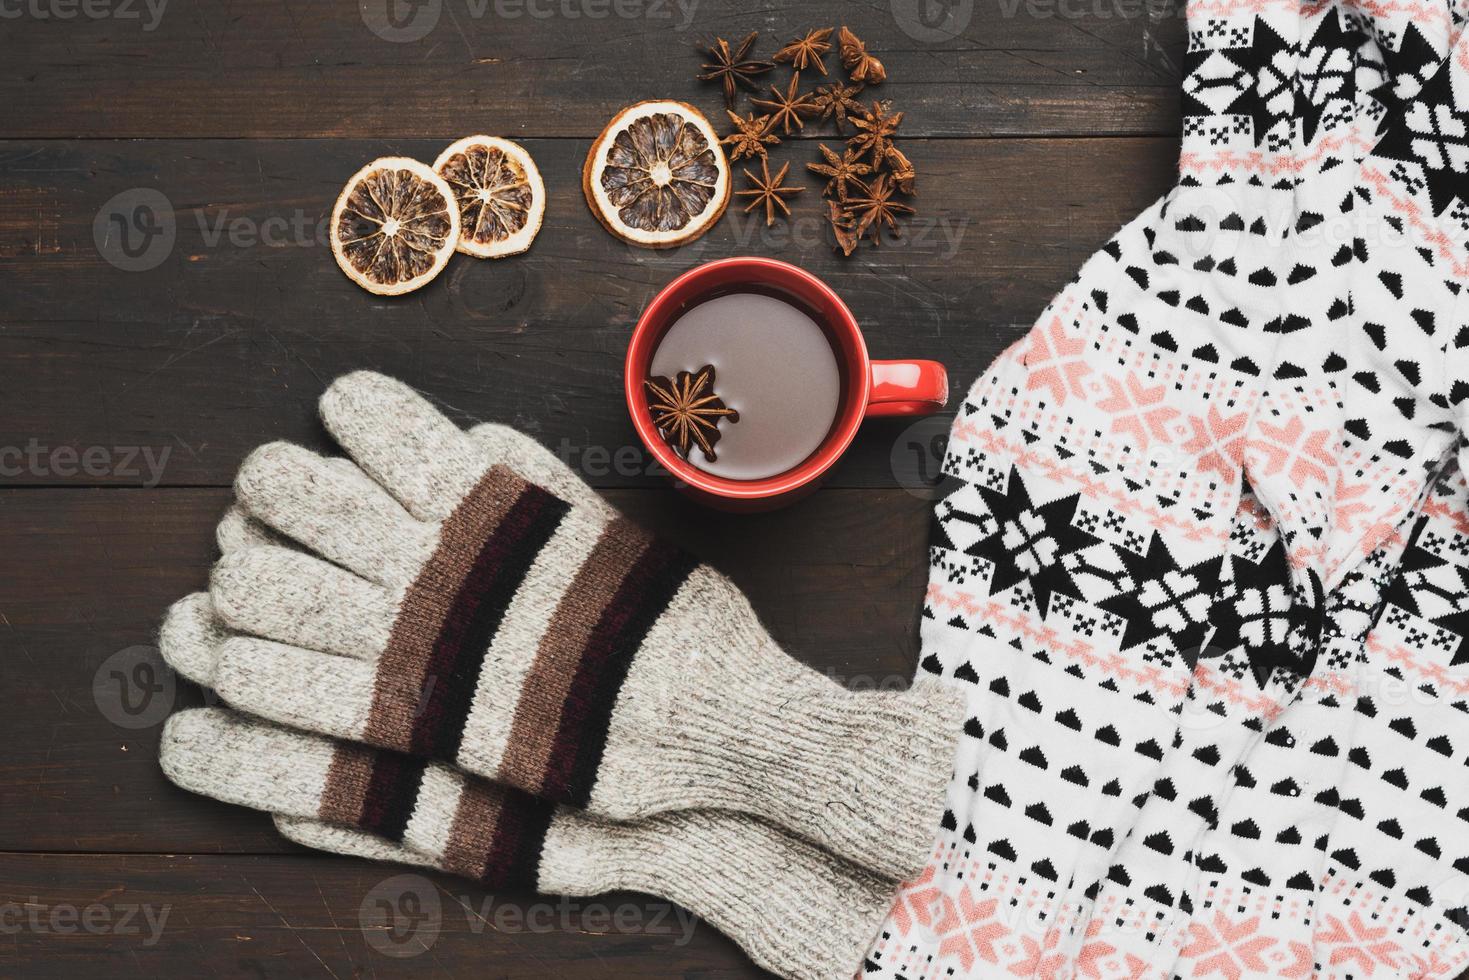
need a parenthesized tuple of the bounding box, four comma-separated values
(0, 2, 1183, 976)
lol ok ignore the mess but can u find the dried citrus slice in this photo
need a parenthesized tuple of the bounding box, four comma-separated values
(583, 100, 730, 249)
(330, 157, 459, 296)
(433, 136, 546, 258)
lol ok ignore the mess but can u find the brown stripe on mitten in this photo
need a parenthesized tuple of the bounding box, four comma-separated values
(367, 469, 571, 759)
(212, 371, 967, 880)
(161, 707, 897, 980)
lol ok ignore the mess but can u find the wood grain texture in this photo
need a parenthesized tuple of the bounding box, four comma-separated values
(13, 2, 1388, 977)
(0, 0, 1184, 139)
(3, 486, 930, 853)
(0, 852, 777, 978)
(0, 136, 1178, 488)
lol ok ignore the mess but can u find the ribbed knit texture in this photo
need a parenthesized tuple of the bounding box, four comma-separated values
(161, 422, 922, 980)
(205, 371, 962, 881)
(276, 809, 896, 980)
(541, 810, 895, 980)
(161, 707, 896, 980)
(606, 646, 962, 879)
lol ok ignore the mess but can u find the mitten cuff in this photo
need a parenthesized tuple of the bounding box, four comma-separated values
(540, 809, 895, 980)
(597, 661, 965, 881)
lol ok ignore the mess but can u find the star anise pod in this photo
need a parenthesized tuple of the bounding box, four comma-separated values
(698, 32, 774, 108)
(845, 173, 914, 245)
(807, 143, 872, 202)
(737, 158, 805, 226)
(838, 26, 886, 84)
(644, 365, 739, 463)
(809, 81, 865, 130)
(752, 72, 817, 135)
(773, 27, 833, 75)
(883, 144, 917, 194)
(827, 199, 860, 257)
(849, 101, 903, 161)
(722, 109, 780, 162)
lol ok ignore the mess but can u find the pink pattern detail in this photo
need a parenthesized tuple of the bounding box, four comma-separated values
(925, 586, 1194, 701)
(948, 423, 1232, 544)
(1276, 940, 1314, 978)
(1404, 949, 1462, 978)
(1008, 929, 1068, 978)
(1318, 911, 1403, 975)
(1024, 316, 1094, 404)
(1178, 125, 1370, 179)
(1098, 374, 1180, 449)
(1183, 406, 1249, 481)
(1246, 416, 1334, 487)
(1369, 635, 1469, 697)
(1360, 163, 1469, 279)
(933, 894, 1006, 972)
(887, 866, 943, 937)
(1181, 912, 1277, 979)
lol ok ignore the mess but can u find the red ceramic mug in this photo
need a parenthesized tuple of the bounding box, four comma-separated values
(624, 257, 949, 510)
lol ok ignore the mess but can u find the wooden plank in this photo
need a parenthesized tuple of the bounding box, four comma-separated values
(0, 0, 1184, 139)
(2, 486, 931, 853)
(0, 852, 775, 978)
(0, 135, 1179, 488)
(4, 855, 1467, 980)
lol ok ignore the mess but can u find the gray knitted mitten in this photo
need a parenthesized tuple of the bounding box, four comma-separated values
(163, 440, 897, 980)
(161, 706, 895, 980)
(205, 372, 963, 880)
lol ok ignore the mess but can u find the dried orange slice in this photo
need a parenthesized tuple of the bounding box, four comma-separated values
(330, 157, 459, 296)
(433, 136, 545, 258)
(583, 100, 730, 249)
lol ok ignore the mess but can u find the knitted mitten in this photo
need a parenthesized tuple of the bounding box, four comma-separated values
(160, 706, 896, 980)
(161, 423, 904, 980)
(167, 419, 620, 689)
(201, 372, 963, 881)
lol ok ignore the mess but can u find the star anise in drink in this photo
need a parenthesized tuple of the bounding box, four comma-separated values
(849, 101, 903, 161)
(838, 26, 886, 84)
(737, 158, 805, 226)
(698, 32, 774, 108)
(773, 28, 833, 75)
(845, 173, 914, 245)
(753, 72, 817, 135)
(723, 110, 780, 162)
(809, 81, 866, 130)
(807, 143, 871, 202)
(644, 365, 740, 462)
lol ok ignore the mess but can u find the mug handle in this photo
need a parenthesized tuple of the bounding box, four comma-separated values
(867, 360, 949, 417)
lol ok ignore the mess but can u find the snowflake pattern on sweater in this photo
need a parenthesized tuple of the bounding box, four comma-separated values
(862, 0, 1469, 976)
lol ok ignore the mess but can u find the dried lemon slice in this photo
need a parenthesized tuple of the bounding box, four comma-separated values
(330, 157, 459, 296)
(583, 100, 730, 249)
(433, 136, 546, 258)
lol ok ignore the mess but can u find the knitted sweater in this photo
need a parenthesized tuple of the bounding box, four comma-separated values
(863, 1, 1469, 975)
